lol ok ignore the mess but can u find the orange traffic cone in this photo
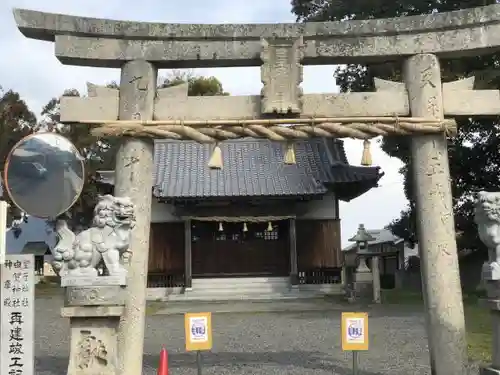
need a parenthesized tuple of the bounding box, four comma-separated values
(157, 346, 168, 375)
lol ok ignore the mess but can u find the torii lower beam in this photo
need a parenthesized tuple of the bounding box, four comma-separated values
(59, 78, 500, 123)
(60, 88, 409, 123)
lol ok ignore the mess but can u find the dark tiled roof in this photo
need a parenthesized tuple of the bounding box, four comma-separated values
(97, 138, 383, 200)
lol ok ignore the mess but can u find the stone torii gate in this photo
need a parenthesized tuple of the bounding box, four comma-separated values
(12, 4, 500, 375)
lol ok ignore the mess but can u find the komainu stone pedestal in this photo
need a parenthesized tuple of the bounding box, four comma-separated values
(480, 296, 500, 375)
(62, 287, 126, 375)
(480, 285, 500, 375)
(475, 191, 500, 375)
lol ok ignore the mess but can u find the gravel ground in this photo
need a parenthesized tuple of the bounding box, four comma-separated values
(33, 296, 478, 375)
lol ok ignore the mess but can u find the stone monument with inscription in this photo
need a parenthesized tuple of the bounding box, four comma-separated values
(12, 4, 500, 375)
(1, 254, 35, 375)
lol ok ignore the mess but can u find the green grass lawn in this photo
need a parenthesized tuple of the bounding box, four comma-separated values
(381, 289, 492, 364)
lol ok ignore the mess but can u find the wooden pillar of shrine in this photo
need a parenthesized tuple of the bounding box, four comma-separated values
(289, 218, 298, 286)
(184, 219, 192, 289)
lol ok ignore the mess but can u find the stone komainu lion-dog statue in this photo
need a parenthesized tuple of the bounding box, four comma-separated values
(52, 194, 135, 278)
(474, 191, 500, 280)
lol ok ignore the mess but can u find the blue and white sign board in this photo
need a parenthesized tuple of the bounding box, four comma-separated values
(185, 312, 212, 351)
(341, 312, 369, 351)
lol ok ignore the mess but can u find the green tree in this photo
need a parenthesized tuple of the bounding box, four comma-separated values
(0, 86, 37, 227)
(42, 73, 227, 228)
(158, 71, 229, 95)
(291, 0, 500, 251)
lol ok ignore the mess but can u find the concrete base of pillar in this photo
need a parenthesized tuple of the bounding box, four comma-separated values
(355, 270, 372, 282)
(481, 367, 500, 375)
(479, 298, 500, 372)
(354, 280, 373, 299)
(354, 268, 373, 300)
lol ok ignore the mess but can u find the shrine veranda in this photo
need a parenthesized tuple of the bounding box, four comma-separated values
(11, 4, 500, 375)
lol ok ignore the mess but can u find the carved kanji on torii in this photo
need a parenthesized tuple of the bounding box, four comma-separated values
(12, 4, 500, 375)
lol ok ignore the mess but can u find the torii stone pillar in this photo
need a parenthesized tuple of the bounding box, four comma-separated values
(404, 54, 467, 375)
(114, 60, 156, 375)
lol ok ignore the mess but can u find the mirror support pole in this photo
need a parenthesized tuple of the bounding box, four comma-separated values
(0, 201, 8, 265)
(114, 60, 157, 375)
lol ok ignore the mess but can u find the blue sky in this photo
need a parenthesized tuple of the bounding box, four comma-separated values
(0, 0, 407, 246)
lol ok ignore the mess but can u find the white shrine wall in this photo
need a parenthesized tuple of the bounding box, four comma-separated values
(151, 200, 182, 223)
(295, 192, 338, 220)
(150, 192, 338, 223)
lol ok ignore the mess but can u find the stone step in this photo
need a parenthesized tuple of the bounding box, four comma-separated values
(191, 277, 290, 287)
(185, 277, 294, 301)
(192, 284, 290, 293)
(190, 286, 291, 292)
(147, 284, 342, 301)
(164, 291, 321, 302)
(190, 286, 291, 293)
(187, 287, 291, 296)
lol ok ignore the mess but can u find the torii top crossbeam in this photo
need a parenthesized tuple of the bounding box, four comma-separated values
(12, 5, 500, 68)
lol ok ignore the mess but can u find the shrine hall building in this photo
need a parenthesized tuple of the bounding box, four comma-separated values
(97, 137, 383, 300)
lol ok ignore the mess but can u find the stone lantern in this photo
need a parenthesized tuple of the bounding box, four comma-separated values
(348, 224, 376, 300)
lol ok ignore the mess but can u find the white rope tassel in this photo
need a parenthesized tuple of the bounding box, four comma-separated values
(208, 144, 223, 169)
